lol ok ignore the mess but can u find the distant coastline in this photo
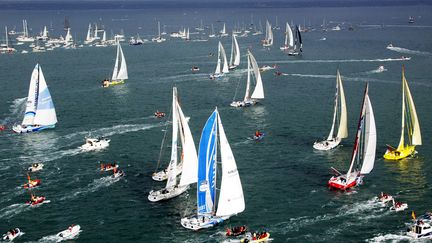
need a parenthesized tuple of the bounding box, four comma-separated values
(0, 0, 430, 11)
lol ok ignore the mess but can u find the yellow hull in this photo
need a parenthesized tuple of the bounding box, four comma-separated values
(383, 145, 416, 160)
(103, 80, 125, 88)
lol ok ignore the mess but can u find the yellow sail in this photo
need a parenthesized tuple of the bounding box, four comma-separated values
(336, 70, 348, 139)
(384, 66, 421, 160)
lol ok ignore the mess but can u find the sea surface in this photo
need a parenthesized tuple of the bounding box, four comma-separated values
(1, 5, 432, 242)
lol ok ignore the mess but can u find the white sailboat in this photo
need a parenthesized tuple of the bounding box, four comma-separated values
(262, 20, 273, 47)
(209, 24, 216, 38)
(220, 23, 228, 37)
(84, 23, 93, 44)
(328, 83, 376, 190)
(228, 33, 240, 70)
(148, 87, 198, 202)
(0, 26, 16, 53)
(313, 70, 348, 150)
(210, 41, 229, 79)
(64, 28, 73, 46)
(231, 50, 264, 107)
(383, 66, 422, 160)
(16, 20, 34, 42)
(36, 26, 49, 41)
(152, 21, 166, 43)
(102, 42, 128, 88)
(181, 108, 245, 230)
(280, 22, 294, 51)
(13, 64, 57, 133)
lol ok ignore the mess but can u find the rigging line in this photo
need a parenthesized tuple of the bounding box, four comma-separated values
(153, 104, 173, 174)
(232, 72, 244, 102)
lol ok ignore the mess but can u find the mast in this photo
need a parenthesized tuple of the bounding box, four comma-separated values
(327, 71, 339, 141)
(166, 88, 179, 189)
(397, 67, 406, 151)
(243, 53, 251, 101)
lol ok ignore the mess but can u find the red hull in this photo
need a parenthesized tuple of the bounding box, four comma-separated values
(28, 196, 45, 206)
(328, 179, 356, 190)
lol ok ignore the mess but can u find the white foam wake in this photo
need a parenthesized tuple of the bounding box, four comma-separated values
(270, 58, 410, 64)
(387, 46, 431, 56)
(1, 97, 27, 124)
(60, 175, 122, 201)
(366, 233, 412, 242)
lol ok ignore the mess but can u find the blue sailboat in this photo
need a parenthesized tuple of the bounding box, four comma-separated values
(13, 64, 57, 133)
(181, 108, 245, 230)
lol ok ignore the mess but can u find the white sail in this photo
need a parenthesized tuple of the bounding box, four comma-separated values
(86, 23, 92, 41)
(243, 54, 251, 101)
(102, 31, 106, 42)
(178, 101, 198, 186)
(42, 26, 48, 38)
(287, 22, 294, 48)
(33, 65, 57, 126)
(216, 113, 245, 217)
(229, 34, 240, 67)
(360, 93, 376, 174)
(112, 43, 128, 81)
(265, 21, 273, 46)
(403, 71, 422, 145)
(186, 28, 190, 40)
(220, 42, 229, 73)
(94, 24, 98, 39)
(249, 51, 264, 99)
(214, 42, 222, 74)
(166, 88, 179, 189)
(336, 71, 348, 139)
(22, 65, 39, 125)
(65, 28, 72, 43)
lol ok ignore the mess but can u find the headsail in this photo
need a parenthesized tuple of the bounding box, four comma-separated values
(360, 92, 376, 174)
(249, 51, 264, 99)
(403, 68, 421, 146)
(336, 70, 348, 139)
(215, 112, 245, 216)
(229, 34, 240, 67)
(166, 88, 179, 189)
(112, 43, 128, 81)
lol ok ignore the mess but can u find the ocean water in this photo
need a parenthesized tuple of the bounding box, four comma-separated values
(1, 5, 432, 242)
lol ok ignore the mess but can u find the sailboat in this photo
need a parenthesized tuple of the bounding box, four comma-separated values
(148, 87, 198, 202)
(63, 28, 73, 47)
(102, 42, 128, 88)
(288, 25, 303, 56)
(280, 22, 294, 51)
(209, 24, 216, 38)
(328, 83, 376, 190)
(262, 20, 273, 47)
(228, 33, 240, 70)
(231, 50, 264, 107)
(383, 66, 421, 160)
(36, 26, 49, 41)
(152, 21, 166, 43)
(0, 27, 16, 53)
(220, 23, 228, 37)
(84, 23, 93, 44)
(13, 64, 57, 133)
(210, 41, 229, 79)
(181, 108, 245, 230)
(313, 70, 348, 150)
(16, 20, 34, 42)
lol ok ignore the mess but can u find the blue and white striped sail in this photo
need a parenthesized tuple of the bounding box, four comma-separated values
(22, 64, 57, 126)
(197, 110, 218, 216)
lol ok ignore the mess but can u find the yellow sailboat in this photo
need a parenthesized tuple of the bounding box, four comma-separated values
(383, 66, 422, 160)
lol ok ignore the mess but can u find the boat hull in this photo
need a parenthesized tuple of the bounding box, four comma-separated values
(12, 124, 55, 134)
(148, 185, 188, 202)
(230, 100, 257, 108)
(313, 138, 341, 151)
(181, 215, 230, 231)
(56, 225, 81, 240)
(2, 228, 22, 241)
(103, 80, 125, 88)
(328, 175, 357, 190)
(383, 145, 416, 160)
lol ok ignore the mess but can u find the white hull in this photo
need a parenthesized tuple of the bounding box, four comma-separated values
(112, 170, 124, 178)
(28, 163, 44, 172)
(313, 138, 341, 150)
(230, 100, 256, 107)
(390, 203, 408, 212)
(210, 73, 225, 79)
(2, 228, 23, 241)
(152, 163, 183, 181)
(56, 225, 81, 240)
(80, 138, 110, 151)
(148, 185, 188, 202)
(181, 215, 230, 231)
(13, 124, 55, 133)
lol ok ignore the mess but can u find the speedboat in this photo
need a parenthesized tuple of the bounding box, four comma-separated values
(154, 111, 166, 118)
(378, 65, 385, 72)
(377, 192, 393, 203)
(23, 179, 41, 189)
(56, 225, 81, 240)
(80, 138, 110, 151)
(2, 228, 23, 241)
(100, 163, 118, 172)
(407, 219, 432, 239)
(28, 195, 45, 206)
(390, 201, 408, 212)
(0, 125, 6, 131)
(253, 132, 265, 141)
(148, 185, 188, 202)
(209, 73, 225, 79)
(400, 56, 411, 61)
(226, 225, 247, 237)
(313, 138, 342, 151)
(387, 43, 393, 48)
(259, 65, 276, 72)
(239, 232, 270, 243)
(181, 215, 230, 231)
(191, 66, 200, 72)
(28, 163, 44, 172)
(112, 169, 124, 178)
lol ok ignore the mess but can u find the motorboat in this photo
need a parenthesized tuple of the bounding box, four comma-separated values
(80, 138, 110, 151)
(2, 228, 23, 241)
(56, 225, 81, 240)
(28, 163, 44, 172)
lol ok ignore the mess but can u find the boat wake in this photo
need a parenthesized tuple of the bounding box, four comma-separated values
(60, 175, 122, 201)
(270, 57, 411, 64)
(37, 230, 81, 243)
(0, 203, 29, 220)
(0, 97, 26, 124)
(365, 233, 411, 242)
(282, 73, 336, 79)
(274, 197, 389, 239)
(387, 46, 431, 56)
(365, 66, 387, 74)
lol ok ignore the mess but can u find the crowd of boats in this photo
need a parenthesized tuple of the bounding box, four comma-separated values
(0, 15, 427, 241)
